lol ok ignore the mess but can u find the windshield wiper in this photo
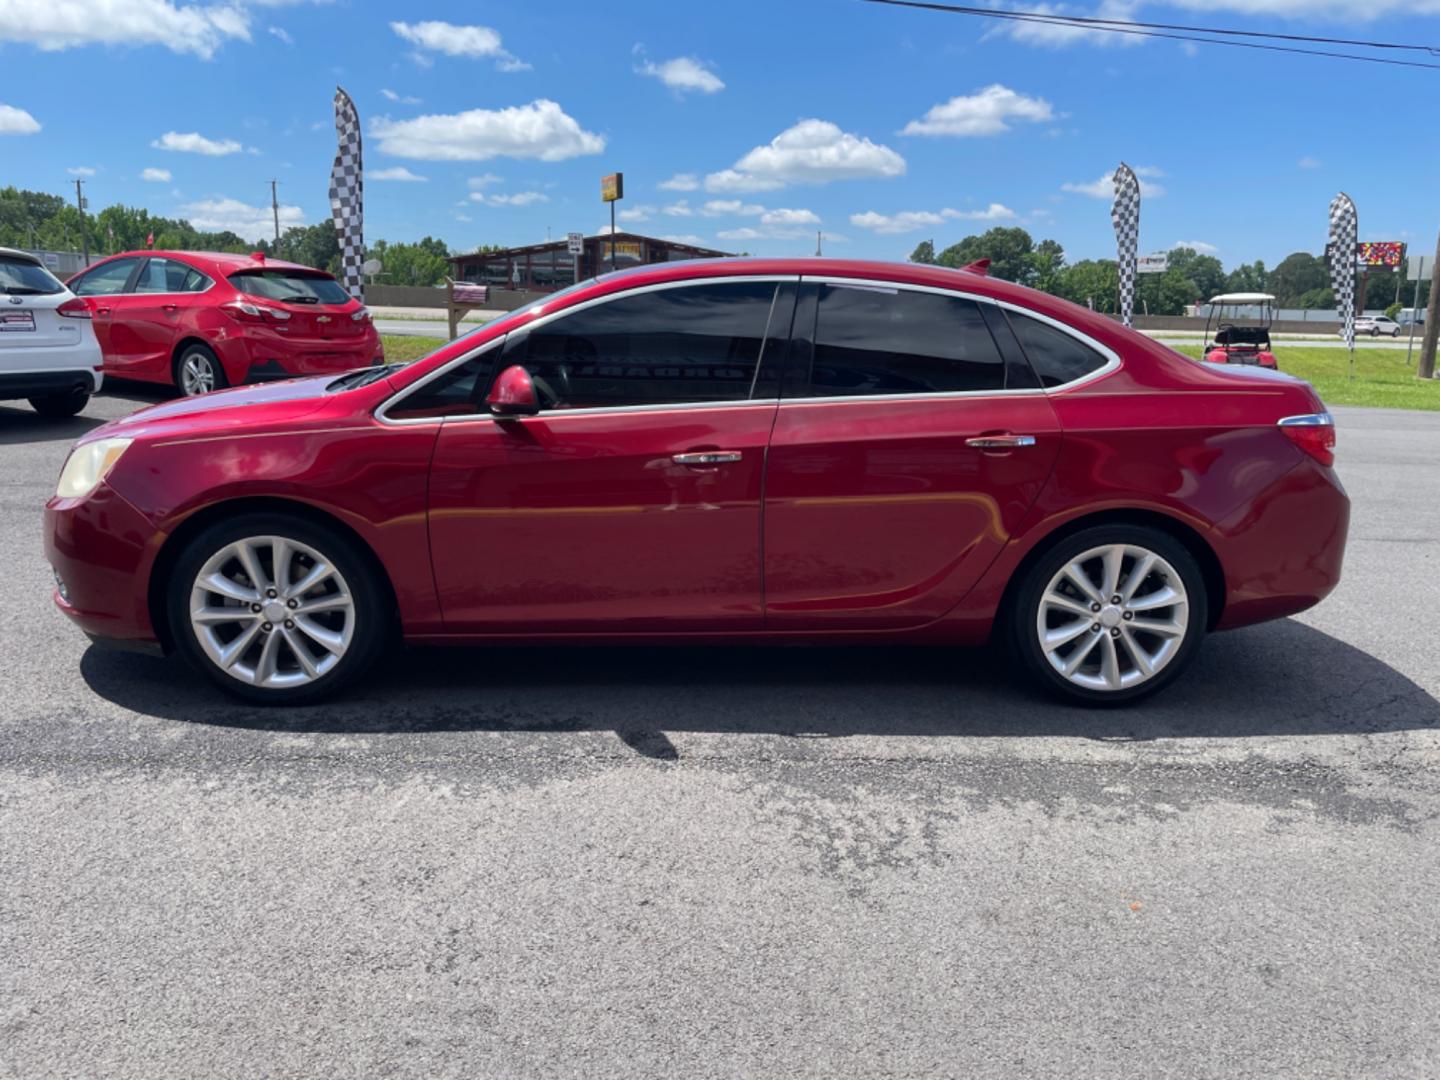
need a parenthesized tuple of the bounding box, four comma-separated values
(326, 363, 406, 392)
(279, 294, 320, 304)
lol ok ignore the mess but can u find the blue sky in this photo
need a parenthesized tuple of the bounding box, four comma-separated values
(1, 0, 1436, 268)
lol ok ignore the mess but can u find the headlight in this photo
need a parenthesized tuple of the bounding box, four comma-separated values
(56, 438, 133, 499)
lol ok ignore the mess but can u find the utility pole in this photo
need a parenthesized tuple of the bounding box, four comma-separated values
(1420, 226, 1440, 380)
(73, 178, 89, 267)
(815, 230, 822, 257)
(270, 180, 281, 245)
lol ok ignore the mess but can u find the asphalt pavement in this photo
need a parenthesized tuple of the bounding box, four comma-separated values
(2, 384, 1438, 1078)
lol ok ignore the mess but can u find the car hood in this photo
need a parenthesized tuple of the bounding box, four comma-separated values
(84, 375, 338, 443)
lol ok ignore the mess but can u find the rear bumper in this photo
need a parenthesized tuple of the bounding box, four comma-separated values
(0, 367, 101, 400)
(210, 326, 384, 385)
(45, 482, 163, 647)
(1212, 457, 1350, 630)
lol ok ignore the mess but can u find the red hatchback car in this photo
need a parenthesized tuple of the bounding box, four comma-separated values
(44, 258, 1348, 706)
(66, 250, 383, 395)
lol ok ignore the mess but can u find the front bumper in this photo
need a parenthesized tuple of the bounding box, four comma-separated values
(45, 481, 164, 647)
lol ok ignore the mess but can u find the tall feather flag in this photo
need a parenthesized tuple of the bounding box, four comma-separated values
(1328, 192, 1358, 376)
(329, 86, 364, 301)
(1111, 163, 1141, 328)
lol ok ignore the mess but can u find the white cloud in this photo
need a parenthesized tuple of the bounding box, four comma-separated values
(717, 227, 766, 241)
(761, 207, 821, 226)
(901, 85, 1054, 137)
(390, 20, 528, 71)
(1173, 240, 1218, 254)
(849, 204, 1016, 235)
(618, 204, 657, 222)
(703, 169, 785, 194)
(371, 100, 605, 161)
(470, 191, 549, 206)
(66, 166, 96, 177)
(661, 234, 706, 245)
(0, 0, 251, 58)
(662, 200, 694, 217)
(659, 173, 700, 191)
(179, 197, 303, 241)
(1061, 165, 1165, 198)
(987, 0, 1144, 49)
(371, 166, 427, 182)
(700, 200, 765, 217)
(153, 130, 242, 156)
(637, 56, 725, 95)
(140, 167, 171, 182)
(467, 173, 503, 189)
(1298, 155, 1321, 169)
(381, 88, 422, 105)
(267, 26, 292, 46)
(0, 104, 41, 135)
(708, 119, 906, 191)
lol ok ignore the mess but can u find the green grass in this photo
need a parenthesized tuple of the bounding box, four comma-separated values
(1171, 345, 1440, 412)
(380, 334, 1440, 413)
(381, 334, 449, 364)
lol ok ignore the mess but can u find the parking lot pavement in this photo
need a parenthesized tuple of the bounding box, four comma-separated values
(2, 388, 1438, 1078)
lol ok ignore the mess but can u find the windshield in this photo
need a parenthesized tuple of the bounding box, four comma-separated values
(231, 269, 352, 305)
(0, 256, 64, 296)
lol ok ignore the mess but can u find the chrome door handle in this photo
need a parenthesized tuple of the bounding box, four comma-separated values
(965, 434, 1037, 449)
(673, 451, 742, 466)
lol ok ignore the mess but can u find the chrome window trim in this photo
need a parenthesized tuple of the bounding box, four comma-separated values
(799, 274, 1123, 395)
(375, 275, 799, 426)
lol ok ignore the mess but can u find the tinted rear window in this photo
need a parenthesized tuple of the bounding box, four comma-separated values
(0, 256, 64, 296)
(1006, 310, 1110, 388)
(231, 269, 351, 305)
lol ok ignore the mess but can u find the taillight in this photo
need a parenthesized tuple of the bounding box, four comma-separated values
(57, 297, 92, 319)
(351, 305, 371, 322)
(220, 299, 291, 322)
(1279, 412, 1335, 467)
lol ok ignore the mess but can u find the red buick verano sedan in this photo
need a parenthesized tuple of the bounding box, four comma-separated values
(67, 250, 383, 395)
(44, 258, 1348, 706)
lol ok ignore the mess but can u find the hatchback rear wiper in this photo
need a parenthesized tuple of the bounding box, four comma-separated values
(279, 294, 320, 304)
(0, 286, 46, 295)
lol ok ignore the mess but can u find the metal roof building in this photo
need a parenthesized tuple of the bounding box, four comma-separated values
(447, 231, 733, 294)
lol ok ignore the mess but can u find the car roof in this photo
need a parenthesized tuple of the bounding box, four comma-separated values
(1208, 292, 1275, 304)
(0, 246, 44, 266)
(97, 250, 324, 275)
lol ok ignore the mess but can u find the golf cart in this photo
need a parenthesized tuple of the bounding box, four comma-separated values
(1201, 292, 1278, 369)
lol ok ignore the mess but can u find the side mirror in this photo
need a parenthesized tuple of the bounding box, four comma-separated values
(486, 364, 541, 418)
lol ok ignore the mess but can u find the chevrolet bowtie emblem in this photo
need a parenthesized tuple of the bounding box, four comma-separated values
(316, 315, 332, 323)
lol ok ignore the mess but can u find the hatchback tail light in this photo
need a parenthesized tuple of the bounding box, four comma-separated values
(57, 297, 92, 319)
(220, 299, 291, 323)
(1279, 412, 1335, 467)
(351, 306, 372, 322)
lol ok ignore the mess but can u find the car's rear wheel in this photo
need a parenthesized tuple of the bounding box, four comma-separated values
(175, 343, 227, 396)
(167, 514, 388, 704)
(27, 388, 89, 418)
(1009, 525, 1208, 706)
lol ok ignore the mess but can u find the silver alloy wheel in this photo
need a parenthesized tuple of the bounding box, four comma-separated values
(1035, 543, 1190, 693)
(180, 352, 217, 395)
(188, 535, 355, 689)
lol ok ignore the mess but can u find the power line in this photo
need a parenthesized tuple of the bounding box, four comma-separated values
(861, 0, 1440, 70)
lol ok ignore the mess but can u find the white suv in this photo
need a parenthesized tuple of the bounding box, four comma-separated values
(0, 248, 102, 417)
(1352, 315, 1402, 338)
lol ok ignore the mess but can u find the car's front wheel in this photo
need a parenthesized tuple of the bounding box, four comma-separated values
(167, 514, 388, 704)
(27, 388, 90, 418)
(1009, 525, 1208, 706)
(175, 343, 227, 396)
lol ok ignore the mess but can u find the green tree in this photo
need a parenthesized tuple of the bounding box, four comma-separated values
(1269, 252, 1328, 306)
(1055, 259, 1118, 313)
(367, 236, 451, 287)
(1165, 247, 1225, 303)
(1028, 238, 1066, 295)
(936, 227, 1037, 285)
(908, 240, 936, 265)
(1225, 260, 1268, 294)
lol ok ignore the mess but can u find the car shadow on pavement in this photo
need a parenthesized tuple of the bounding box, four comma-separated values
(0, 407, 105, 444)
(79, 617, 1439, 747)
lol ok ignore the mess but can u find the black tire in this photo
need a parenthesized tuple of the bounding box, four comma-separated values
(166, 512, 390, 705)
(174, 342, 228, 396)
(27, 388, 90, 418)
(1007, 524, 1209, 707)
(1370, 327, 1379, 337)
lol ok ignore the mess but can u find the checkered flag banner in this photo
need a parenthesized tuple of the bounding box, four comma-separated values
(329, 86, 364, 301)
(1328, 192, 1358, 351)
(1111, 163, 1141, 328)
